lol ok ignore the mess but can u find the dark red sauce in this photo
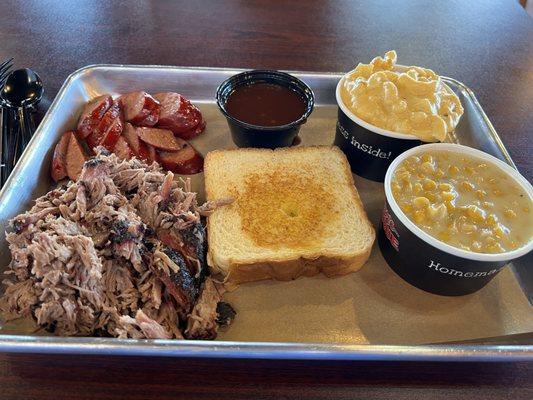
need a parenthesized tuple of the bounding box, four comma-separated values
(225, 82, 306, 127)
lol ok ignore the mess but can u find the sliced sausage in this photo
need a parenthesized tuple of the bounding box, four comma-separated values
(65, 132, 89, 181)
(153, 92, 204, 138)
(123, 123, 141, 152)
(136, 127, 186, 151)
(179, 116, 206, 140)
(158, 143, 204, 175)
(86, 101, 122, 150)
(123, 123, 151, 162)
(146, 143, 157, 163)
(119, 91, 160, 127)
(99, 116, 123, 151)
(113, 136, 133, 160)
(77, 95, 113, 139)
(50, 131, 72, 182)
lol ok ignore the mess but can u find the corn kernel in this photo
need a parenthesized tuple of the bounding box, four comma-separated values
(426, 193, 437, 202)
(485, 236, 496, 245)
(482, 201, 494, 209)
(504, 209, 517, 219)
(413, 182, 423, 194)
(434, 169, 445, 178)
(401, 204, 413, 213)
(486, 243, 504, 254)
(448, 165, 460, 175)
(493, 224, 507, 238)
(466, 205, 485, 222)
(464, 166, 475, 175)
(427, 204, 447, 221)
(437, 231, 450, 241)
(396, 171, 410, 182)
(439, 183, 453, 191)
(444, 200, 455, 212)
(475, 190, 486, 200)
(413, 197, 430, 209)
(420, 161, 435, 174)
(421, 154, 433, 163)
(423, 179, 437, 191)
(414, 210, 425, 223)
(461, 223, 477, 233)
(486, 214, 498, 226)
(441, 191, 456, 201)
(460, 181, 475, 191)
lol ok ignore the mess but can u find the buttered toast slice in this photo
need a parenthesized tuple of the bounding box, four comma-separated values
(204, 146, 375, 286)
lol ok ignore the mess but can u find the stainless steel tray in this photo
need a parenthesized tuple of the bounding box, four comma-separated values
(0, 65, 531, 361)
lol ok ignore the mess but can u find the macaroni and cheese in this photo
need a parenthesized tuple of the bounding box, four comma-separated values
(341, 51, 464, 142)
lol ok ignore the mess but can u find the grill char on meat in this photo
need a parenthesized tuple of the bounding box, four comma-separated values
(0, 149, 233, 339)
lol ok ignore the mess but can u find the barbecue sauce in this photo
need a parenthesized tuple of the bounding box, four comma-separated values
(225, 82, 306, 126)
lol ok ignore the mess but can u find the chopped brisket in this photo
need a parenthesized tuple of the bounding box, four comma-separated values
(185, 278, 225, 340)
(0, 149, 232, 340)
(216, 302, 237, 327)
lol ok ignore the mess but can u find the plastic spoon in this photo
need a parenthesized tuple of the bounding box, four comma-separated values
(0, 68, 43, 178)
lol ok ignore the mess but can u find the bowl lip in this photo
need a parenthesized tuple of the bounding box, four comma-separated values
(216, 69, 315, 132)
(336, 64, 455, 141)
(383, 143, 533, 262)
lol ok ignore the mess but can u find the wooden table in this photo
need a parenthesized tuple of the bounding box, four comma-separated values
(0, 0, 532, 398)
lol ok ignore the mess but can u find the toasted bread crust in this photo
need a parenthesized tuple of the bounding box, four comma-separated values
(205, 146, 375, 288)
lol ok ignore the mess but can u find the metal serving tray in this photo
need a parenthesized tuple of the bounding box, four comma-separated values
(0, 65, 531, 361)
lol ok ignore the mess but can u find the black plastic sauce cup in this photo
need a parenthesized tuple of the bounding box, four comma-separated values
(216, 70, 314, 149)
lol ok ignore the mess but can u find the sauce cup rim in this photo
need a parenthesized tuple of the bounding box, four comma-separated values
(216, 69, 315, 132)
(383, 143, 533, 262)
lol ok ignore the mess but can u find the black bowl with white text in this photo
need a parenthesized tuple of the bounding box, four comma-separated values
(379, 143, 533, 296)
(333, 72, 422, 182)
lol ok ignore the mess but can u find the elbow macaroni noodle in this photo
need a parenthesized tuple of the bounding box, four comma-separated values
(340, 51, 464, 142)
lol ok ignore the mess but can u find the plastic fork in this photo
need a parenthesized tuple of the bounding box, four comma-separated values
(0, 57, 13, 88)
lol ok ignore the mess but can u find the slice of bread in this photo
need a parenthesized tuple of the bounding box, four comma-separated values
(204, 146, 375, 287)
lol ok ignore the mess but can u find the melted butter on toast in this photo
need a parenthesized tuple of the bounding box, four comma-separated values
(236, 167, 337, 249)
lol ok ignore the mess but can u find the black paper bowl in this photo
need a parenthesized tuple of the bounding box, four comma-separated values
(379, 143, 533, 296)
(334, 65, 457, 182)
(216, 70, 315, 149)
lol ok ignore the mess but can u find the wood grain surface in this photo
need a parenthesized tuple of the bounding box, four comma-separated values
(0, 0, 532, 399)
(1, 354, 532, 400)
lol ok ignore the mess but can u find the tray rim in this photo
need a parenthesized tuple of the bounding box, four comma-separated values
(1, 335, 532, 361)
(0, 64, 531, 361)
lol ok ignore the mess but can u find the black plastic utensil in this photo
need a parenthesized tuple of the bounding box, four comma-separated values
(0, 68, 43, 178)
(0, 57, 14, 188)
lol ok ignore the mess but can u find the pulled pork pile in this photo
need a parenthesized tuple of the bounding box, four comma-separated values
(0, 150, 235, 339)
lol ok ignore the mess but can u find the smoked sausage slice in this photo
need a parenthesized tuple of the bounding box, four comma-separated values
(153, 92, 205, 139)
(77, 95, 112, 139)
(119, 91, 160, 127)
